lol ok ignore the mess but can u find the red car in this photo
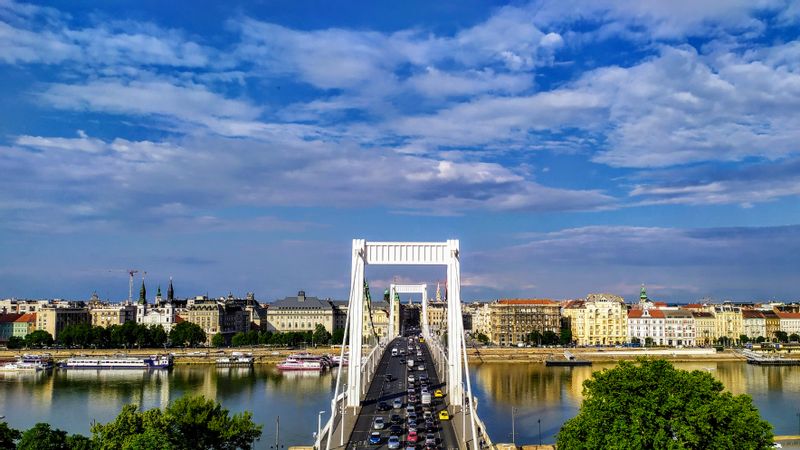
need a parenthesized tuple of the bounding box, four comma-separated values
(407, 430, 418, 443)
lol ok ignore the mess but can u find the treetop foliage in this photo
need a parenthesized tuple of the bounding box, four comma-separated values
(557, 359, 774, 449)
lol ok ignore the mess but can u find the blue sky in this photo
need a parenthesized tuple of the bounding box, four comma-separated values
(1, 0, 799, 303)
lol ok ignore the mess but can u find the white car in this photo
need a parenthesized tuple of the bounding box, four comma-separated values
(373, 417, 385, 430)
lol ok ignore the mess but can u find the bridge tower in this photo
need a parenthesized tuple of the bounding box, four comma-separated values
(345, 240, 465, 407)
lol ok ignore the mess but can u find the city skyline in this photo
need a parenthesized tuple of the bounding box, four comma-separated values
(1, 1, 799, 302)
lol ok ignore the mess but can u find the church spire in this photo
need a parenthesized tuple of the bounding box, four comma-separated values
(138, 278, 147, 304)
(167, 277, 174, 302)
(640, 283, 648, 302)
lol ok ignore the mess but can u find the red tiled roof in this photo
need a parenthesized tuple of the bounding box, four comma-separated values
(14, 313, 36, 322)
(562, 300, 585, 308)
(175, 315, 186, 323)
(628, 309, 665, 319)
(742, 310, 764, 319)
(692, 311, 715, 318)
(684, 304, 703, 309)
(653, 302, 668, 307)
(0, 313, 22, 323)
(497, 299, 558, 305)
(776, 312, 800, 319)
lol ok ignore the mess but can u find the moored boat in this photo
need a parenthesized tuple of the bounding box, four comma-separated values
(0, 354, 54, 372)
(277, 352, 328, 371)
(58, 354, 173, 369)
(216, 352, 254, 367)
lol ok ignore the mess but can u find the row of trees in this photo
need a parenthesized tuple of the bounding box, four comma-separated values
(0, 395, 261, 449)
(7, 321, 208, 350)
(214, 325, 346, 348)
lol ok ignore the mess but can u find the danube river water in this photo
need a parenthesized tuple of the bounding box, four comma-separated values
(1, 362, 798, 447)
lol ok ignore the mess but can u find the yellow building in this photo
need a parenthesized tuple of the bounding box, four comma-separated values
(487, 299, 561, 346)
(264, 290, 346, 334)
(714, 305, 743, 343)
(562, 294, 627, 346)
(35, 306, 91, 340)
(426, 301, 447, 335)
(691, 311, 716, 346)
(90, 304, 137, 328)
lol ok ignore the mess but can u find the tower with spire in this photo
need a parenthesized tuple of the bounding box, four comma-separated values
(136, 277, 147, 324)
(167, 277, 174, 302)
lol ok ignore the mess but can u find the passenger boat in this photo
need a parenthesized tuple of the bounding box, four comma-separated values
(216, 352, 254, 367)
(0, 354, 54, 372)
(277, 353, 328, 371)
(58, 355, 173, 369)
(331, 355, 348, 367)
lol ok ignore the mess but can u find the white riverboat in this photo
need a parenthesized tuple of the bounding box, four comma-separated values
(277, 353, 328, 371)
(0, 354, 54, 372)
(58, 355, 173, 369)
(216, 352, 254, 367)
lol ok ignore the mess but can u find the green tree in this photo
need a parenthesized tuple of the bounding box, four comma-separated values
(756, 336, 766, 344)
(212, 333, 226, 348)
(475, 332, 490, 345)
(644, 337, 654, 347)
(542, 330, 559, 345)
(313, 324, 331, 346)
(25, 330, 54, 348)
(331, 328, 345, 345)
(525, 331, 542, 345)
(774, 331, 788, 343)
(231, 332, 247, 347)
(170, 322, 207, 347)
(17, 423, 69, 450)
(65, 434, 93, 450)
(148, 325, 168, 348)
(630, 337, 641, 346)
(91, 395, 262, 450)
(559, 327, 573, 346)
(7, 335, 25, 349)
(557, 359, 773, 449)
(790, 333, 800, 343)
(740, 335, 750, 345)
(0, 421, 21, 449)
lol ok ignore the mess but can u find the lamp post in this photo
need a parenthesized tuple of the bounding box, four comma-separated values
(317, 410, 325, 448)
(538, 418, 542, 445)
(511, 406, 516, 446)
(340, 385, 347, 446)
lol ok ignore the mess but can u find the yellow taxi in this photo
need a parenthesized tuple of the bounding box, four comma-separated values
(433, 389, 444, 398)
(438, 410, 450, 421)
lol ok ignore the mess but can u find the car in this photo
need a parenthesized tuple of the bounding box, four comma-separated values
(418, 365, 425, 371)
(424, 419, 435, 432)
(406, 405, 415, 415)
(393, 398, 403, 409)
(373, 417, 385, 429)
(408, 413, 418, 423)
(407, 422, 417, 434)
(423, 411, 432, 421)
(438, 410, 450, 421)
(407, 430, 419, 443)
(417, 350, 422, 356)
(433, 389, 443, 398)
(378, 401, 391, 411)
(408, 375, 415, 383)
(389, 425, 403, 435)
(424, 435, 436, 446)
(390, 414, 403, 424)
(369, 432, 381, 445)
(388, 436, 401, 449)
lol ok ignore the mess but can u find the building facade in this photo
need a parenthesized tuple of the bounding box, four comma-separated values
(264, 291, 345, 334)
(35, 306, 91, 340)
(662, 309, 695, 347)
(563, 294, 627, 346)
(742, 310, 767, 340)
(487, 299, 561, 346)
(627, 308, 665, 345)
(91, 304, 137, 328)
(714, 305, 743, 343)
(692, 311, 716, 346)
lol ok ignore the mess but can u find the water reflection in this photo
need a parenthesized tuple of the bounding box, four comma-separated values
(471, 361, 800, 445)
(0, 366, 337, 449)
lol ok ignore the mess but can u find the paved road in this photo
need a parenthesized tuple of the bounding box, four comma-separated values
(348, 335, 459, 449)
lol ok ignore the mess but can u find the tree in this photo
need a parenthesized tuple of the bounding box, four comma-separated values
(475, 332, 490, 345)
(774, 331, 788, 343)
(91, 395, 262, 450)
(331, 328, 345, 345)
(557, 359, 773, 449)
(525, 331, 542, 345)
(149, 325, 168, 348)
(630, 337, 641, 346)
(17, 423, 69, 450)
(25, 330, 54, 348)
(212, 333, 226, 348)
(790, 333, 800, 343)
(542, 330, 559, 345)
(7, 335, 25, 349)
(756, 336, 766, 344)
(740, 335, 750, 345)
(0, 422, 21, 449)
(170, 322, 207, 347)
(313, 324, 331, 346)
(559, 327, 573, 346)
(644, 337, 654, 347)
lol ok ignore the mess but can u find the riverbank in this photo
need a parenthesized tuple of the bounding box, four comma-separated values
(0, 346, 753, 364)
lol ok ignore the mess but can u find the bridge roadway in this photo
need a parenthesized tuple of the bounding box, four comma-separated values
(347, 336, 459, 449)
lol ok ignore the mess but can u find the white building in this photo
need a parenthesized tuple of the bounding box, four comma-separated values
(662, 310, 695, 347)
(627, 308, 665, 346)
(136, 281, 177, 332)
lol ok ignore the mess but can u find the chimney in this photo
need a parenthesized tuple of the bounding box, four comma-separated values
(298, 290, 306, 302)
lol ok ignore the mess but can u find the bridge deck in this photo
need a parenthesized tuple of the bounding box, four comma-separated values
(347, 336, 459, 449)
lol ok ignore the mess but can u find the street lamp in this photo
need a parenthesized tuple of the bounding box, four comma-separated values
(317, 410, 325, 448)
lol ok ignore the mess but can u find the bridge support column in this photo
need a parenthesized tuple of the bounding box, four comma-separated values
(446, 239, 463, 406)
(346, 239, 366, 407)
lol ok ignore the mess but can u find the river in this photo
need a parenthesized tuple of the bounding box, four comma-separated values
(0, 362, 798, 447)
